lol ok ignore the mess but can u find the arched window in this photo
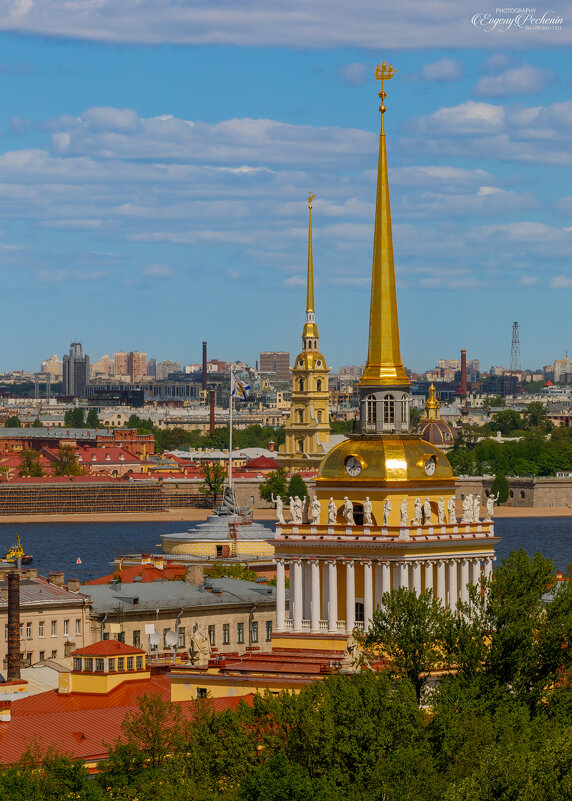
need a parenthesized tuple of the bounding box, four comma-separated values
(316, 410, 322, 423)
(316, 379, 322, 392)
(366, 394, 377, 424)
(297, 409, 303, 424)
(299, 379, 304, 392)
(383, 394, 395, 424)
(298, 439, 304, 453)
(401, 396, 408, 426)
(308, 341, 312, 349)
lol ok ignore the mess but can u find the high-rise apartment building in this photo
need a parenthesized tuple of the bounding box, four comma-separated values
(113, 352, 129, 378)
(554, 354, 572, 382)
(91, 354, 113, 378)
(156, 360, 181, 380)
(62, 342, 90, 397)
(41, 354, 62, 379)
(127, 351, 147, 381)
(259, 351, 290, 381)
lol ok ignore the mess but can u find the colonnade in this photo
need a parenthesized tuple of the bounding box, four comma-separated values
(275, 556, 494, 634)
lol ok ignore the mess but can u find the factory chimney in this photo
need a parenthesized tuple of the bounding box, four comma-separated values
(7, 572, 21, 681)
(202, 341, 207, 392)
(460, 349, 467, 396)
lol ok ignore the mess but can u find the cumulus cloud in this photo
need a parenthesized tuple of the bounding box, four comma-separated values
(475, 65, 556, 97)
(422, 58, 463, 82)
(549, 275, 572, 288)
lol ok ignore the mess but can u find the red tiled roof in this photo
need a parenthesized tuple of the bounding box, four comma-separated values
(84, 564, 186, 585)
(244, 456, 279, 470)
(72, 640, 144, 657)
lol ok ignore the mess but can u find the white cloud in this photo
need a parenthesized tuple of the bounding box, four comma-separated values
(549, 275, 572, 289)
(422, 58, 463, 82)
(475, 65, 555, 97)
(141, 263, 174, 278)
(338, 62, 368, 87)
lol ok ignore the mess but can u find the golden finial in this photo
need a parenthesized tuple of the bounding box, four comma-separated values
(308, 192, 316, 209)
(375, 61, 396, 115)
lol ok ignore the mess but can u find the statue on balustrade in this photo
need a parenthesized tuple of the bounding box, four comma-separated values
(400, 497, 408, 526)
(190, 624, 211, 668)
(473, 494, 481, 523)
(328, 497, 337, 525)
(448, 496, 457, 524)
(485, 492, 498, 522)
(413, 497, 422, 526)
(340, 632, 362, 674)
(383, 497, 392, 526)
(343, 496, 354, 526)
(437, 497, 445, 525)
(310, 495, 321, 525)
(271, 493, 285, 524)
(289, 495, 296, 523)
(423, 497, 431, 525)
(462, 494, 473, 524)
(364, 497, 373, 526)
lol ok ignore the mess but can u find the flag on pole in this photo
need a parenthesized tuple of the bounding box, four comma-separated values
(231, 371, 250, 400)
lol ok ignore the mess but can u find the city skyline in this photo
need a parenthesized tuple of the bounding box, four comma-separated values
(0, 3, 570, 371)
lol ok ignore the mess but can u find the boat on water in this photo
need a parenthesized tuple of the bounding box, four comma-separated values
(1, 534, 33, 566)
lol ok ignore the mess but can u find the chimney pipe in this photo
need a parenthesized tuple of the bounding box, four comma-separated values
(202, 341, 207, 391)
(7, 572, 21, 681)
(460, 349, 467, 396)
(209, 390, 215, 432)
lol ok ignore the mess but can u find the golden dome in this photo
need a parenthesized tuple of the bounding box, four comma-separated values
(316, 434, 454, 484)
(418, 419, 457, 447)
(293, 351, 328, 371)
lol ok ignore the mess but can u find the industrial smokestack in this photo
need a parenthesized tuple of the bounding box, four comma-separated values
(7, 572, 21, 681)
(460, 349, 467, 396)
(202, 341, 207, 392)
(209, 390, 215, 432)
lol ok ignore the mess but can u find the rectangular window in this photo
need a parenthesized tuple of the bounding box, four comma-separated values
(117, 657, 125, 671)
(136, 656, 143, 669)
(223, 623, 230, 645)
(51, 621, 57, 637)
(19, 623, 23, 638)
(26, 622, 32, 639)
(39, 621, 45, 638)
(196, 688, 208, 699)
(133, 630, 141, 648)
(178, 627, 185, 648)
(75, 619, 81, 636)
(4, 624, 7, 640)
(84, 657, 93, 671)
(73, 657, 82, 671)
(266, 621, 272, 642)
(250, 621, 259, 644)
(127, 657, 134, 670)
(237, 622, 244, 644)
(51, 650, 57, 659)
(208, 625, 215, 647)
(95, 658, 105, 672)
(108, 658, 115, 672)
(63, 620, 69, 637)
(39, 651, 45, 661)
(117, 631, 125, 643)
(102, 632, 109, 640)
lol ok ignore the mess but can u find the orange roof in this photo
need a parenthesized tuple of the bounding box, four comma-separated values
(72, 640, 144, 657)
(84, 564, 186, 585)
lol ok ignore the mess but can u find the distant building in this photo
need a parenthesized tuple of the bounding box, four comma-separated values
(156, 360, 182, 380)
(62, 343, 90, 397)
(90, 354, 113, 378)
(113, 351, 129, 378)
(41, 354, 62, 379)
(127, 351, 147, 382)
(260, 351, 290, 381)
(554, 354, 572, 382)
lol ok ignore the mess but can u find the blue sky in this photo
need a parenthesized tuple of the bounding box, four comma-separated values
(0, 1, 570, 374)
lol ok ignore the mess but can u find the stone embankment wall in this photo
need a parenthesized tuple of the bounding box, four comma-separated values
(456, 476, 572, 508)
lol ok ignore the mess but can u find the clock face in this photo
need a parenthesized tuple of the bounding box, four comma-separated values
(345, 455, 362, 477)
(424, 456, 437, 476)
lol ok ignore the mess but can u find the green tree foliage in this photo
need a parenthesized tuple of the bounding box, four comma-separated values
(482, 395, 505, 408)
(490, 472, 509, 503)
(207, 563, 259, 582)
(330, 419, 354, 435)
(259, 467, 289, 503)
(286, 473, 308, 501)
(525, 400, 552, 432)
(449, 429, 572, 477)
(4, 414, 21, 428)
(64, 407, 86, 428)
(199, 462, 227, 507)
(114, 692, 188, 769)
(53, 444, 84, 476)
(18, 448, 43, 478)
(85, 408, 100, 428)
(489, 409, 523, 436)
(31, 417, 44, 428)
(409, 406, 423, 427)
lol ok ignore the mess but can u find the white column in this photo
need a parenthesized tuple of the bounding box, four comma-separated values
(303, 561, 312, 621)
(292, 559, 303, 632)
(470, 558, 481, 588)
(363, 561, 373, 631)
(374, 562, 383, 609)
(412, 561, 422, 595)
(276, 560, 285, 631)
(310, 560, 320, 633)
(328, 561, 338, 633)
(381, 561, 392, 598)
(321, 562, 329, 620)
(448, 560, 458, 609)
(460, 559, 470, 605)
(424, 561, 434, 596)
(484, 557, 493, 582)
(399, 561, 409, 590)
(393, 563, 401, 590)
(436, 559, 446, 606)
(346, 561, 355, 632)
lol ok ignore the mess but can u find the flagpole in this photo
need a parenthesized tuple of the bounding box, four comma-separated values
(229, 378, 233, 490)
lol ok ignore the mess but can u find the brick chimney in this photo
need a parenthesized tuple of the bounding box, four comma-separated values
(268, 441, 275, 452)
(202, 341, 207, 392)
(0, 701, 11, 723)
(460, 349, 467, 396)
(67, 578, 81, 592)
(7, 572, 20, 681)
(49, 571, 65, 587)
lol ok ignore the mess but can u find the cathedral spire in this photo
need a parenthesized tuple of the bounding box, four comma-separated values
(359, 63, 409, 388)
(302, 193, 319, 345)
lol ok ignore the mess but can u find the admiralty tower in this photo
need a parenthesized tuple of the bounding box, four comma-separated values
(272, 63, 499, 652)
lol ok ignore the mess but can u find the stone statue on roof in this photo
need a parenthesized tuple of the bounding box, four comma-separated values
(272, 493, 285, 524)
(190, 624, 211, 668)
(340, 632, 362, 674)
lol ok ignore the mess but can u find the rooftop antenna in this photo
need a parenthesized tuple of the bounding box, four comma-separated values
(510, 321, 521, 371)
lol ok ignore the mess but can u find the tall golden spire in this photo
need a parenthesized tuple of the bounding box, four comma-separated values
(359, 62, 410, 387)
(303, 192, 318, 341)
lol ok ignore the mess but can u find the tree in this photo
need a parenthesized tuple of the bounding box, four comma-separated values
(259, 467, 289, 503)
(4, 415, 21, 428)
(525, 401, 551, 432)
(199, 462, 226, 508)
(409, 407, 423, 427)
(31, 418, 44, 428)
(208, 563, 259, 582)
(361, 588, 449, 703)
(53, 445, 84, 476)
(113, 692, 188, 769)
(18, 449, 43, 478)
(286, 474, 309, 501)
(482, 395, 505, 409)
(85, 408, 100, 428)
(490, 472, 509, 504)
(489, 409, 522, 436)
(64, 407, 85, 428)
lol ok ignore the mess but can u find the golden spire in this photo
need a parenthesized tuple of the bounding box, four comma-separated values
(359, 62, 410, 387)
(424, 383, 440, 419)
(303, 192, 319, 341)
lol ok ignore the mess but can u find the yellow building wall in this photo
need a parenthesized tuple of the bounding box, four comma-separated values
(59, 669, 150, 695)
(161, 539, 274, 558)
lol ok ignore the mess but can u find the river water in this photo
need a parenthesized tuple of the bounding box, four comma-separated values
(0, 517, 569, 582)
